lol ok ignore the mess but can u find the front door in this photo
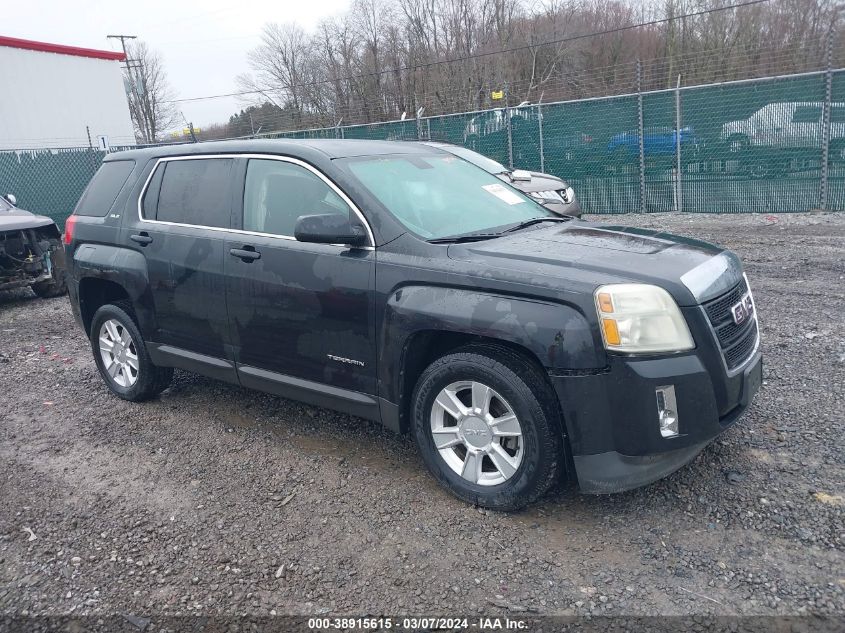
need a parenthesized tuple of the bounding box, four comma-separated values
(225, 156, 376, 401)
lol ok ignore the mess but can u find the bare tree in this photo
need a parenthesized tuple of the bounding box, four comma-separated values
(124, 42, 179, 143)
(232, 0, 844, 133)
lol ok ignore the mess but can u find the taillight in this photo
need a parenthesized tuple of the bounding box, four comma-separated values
(63, 215, 77, 245)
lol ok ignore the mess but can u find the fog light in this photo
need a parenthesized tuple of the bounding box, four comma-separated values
(655, 385, 679, 438)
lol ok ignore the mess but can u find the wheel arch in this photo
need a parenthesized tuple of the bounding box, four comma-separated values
(77, 277, 133, 335)
(725, 133, 750, 151)
(398, 328, 559, 419)
(72, 244, 154, 336)
(379, 285, 602, 412)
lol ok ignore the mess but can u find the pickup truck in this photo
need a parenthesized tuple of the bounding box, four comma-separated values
(64, 140, 762, 510)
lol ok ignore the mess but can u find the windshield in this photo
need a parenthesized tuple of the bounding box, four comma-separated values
(0, 197, 12, 212)
(342, 154, 554, 240)
(437, 145, 508, 174)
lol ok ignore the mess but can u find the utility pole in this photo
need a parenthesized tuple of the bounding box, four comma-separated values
(505, 83, 514, 170)
(181, 112, 198, 143)
(108, 34, 147, 141)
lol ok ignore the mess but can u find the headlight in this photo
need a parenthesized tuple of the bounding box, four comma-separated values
(529, 190, 564, 203)
(529, 188, 576, 204)
(594, 284, 694, 353)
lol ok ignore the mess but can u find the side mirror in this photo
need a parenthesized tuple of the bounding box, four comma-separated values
(294, 214, 368, 247)
(6, 194, 16, 206)
(510, 169, 532, 181)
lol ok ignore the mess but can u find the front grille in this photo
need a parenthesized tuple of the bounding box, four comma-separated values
(702, 278, 758, 371)
(704, 277, 748, 324)
(724, 321, 758, 369)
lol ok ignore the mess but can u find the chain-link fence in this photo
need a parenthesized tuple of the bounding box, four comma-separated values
(3, 69, 845, 229)
(0, 145, 136, 229)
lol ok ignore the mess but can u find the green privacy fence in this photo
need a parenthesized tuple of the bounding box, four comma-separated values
(426, 69, 844, 214)
(3, 69, 844, 228)
(0, 145, 136, 229)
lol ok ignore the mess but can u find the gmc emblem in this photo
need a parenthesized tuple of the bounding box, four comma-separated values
(731, 292, 755, 325)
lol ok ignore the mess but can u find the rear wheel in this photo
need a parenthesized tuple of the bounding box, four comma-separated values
(90, 302, 173, 401)
(411, 345, 563, 511)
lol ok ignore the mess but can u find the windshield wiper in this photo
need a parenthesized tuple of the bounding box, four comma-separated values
(429, 217, 570, 243)
(503, 217, 570, 233)
(428, 233, 503, 244)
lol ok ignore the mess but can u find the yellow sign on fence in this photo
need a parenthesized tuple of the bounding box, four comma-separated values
(491, 90, 504, 100)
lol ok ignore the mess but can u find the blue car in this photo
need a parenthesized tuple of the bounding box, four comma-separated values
(608, 126, 702, 157)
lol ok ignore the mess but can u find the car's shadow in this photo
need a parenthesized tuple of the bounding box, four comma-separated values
(0, 287, 39, 308)
(149, 368, 745, 520)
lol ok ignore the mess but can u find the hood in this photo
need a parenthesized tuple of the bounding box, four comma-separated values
(0, 207, 57, 232)
(447, 222, 744, 306)
(497, 171, 569, 192)
(720, 120, 747, 138)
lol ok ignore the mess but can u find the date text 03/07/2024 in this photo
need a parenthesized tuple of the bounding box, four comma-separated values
(307, 616, 529, 630)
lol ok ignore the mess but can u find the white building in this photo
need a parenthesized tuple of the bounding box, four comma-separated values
(0, 35, 135, 150)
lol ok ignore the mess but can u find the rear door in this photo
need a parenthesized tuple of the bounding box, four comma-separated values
(128, 156, 236, 361)
(224, 156, 377, 409)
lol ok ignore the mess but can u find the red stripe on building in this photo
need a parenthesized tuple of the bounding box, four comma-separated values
(0, 35, 126, 61)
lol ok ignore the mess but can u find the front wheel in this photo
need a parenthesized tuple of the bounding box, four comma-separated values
(726, 135, 749, 154)
(90, 302, 173, 402)
(411, 346, 563, 511)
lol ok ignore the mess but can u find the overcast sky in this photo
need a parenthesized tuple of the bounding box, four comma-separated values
(4, 0, 351, 129)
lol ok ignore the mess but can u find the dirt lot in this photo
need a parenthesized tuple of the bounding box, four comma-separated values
(0, 212, 843, 621)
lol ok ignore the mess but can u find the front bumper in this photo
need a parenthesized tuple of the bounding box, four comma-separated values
(543, 198, 582, 218)
(552, 348, 762, 494)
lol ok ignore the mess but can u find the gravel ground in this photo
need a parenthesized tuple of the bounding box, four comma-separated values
(0, 212, 843, 621)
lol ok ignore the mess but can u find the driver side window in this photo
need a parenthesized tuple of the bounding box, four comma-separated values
(243, 159, 351, 237)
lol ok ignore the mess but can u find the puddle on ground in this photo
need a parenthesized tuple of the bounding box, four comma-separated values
(281, 429, 366, 461)
(275, 427, 426, 481)
(219, 410, 259, 430)
(212, 397, 428, 481)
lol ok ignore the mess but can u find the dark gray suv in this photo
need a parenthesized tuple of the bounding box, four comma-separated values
(64, 139, 761, 510)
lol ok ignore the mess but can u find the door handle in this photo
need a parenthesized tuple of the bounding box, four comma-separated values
(130, 232, 153, 246)
(230, 246, 261, 262)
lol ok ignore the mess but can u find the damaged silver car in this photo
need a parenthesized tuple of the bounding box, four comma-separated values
(0, 194, 67, 297)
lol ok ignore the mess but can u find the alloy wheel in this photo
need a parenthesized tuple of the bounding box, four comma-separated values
(98, 319, 139, 388)
(429, 380, 524, 486)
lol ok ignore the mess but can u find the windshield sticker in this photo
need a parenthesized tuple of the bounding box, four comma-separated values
(482, 183, 525, 205)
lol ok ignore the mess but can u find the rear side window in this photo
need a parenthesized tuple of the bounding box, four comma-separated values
(74, 160, 135, 217)
(153, 158, 233, 228)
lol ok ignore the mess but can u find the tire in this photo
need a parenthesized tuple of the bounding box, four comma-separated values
(89, 302, 173, 402)
(411, 344, 563, 511)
